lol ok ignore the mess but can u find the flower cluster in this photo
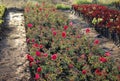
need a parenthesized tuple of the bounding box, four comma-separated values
(25, 2, 120, 81)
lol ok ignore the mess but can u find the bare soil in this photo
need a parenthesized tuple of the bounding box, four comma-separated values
(0, 9, 30, 81)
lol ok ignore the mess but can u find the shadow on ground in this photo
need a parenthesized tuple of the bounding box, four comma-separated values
(0, 8, 31, 81)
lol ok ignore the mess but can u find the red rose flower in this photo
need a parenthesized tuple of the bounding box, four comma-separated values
(29, 62, 33, 67)
(35, 73, 40, 80)
(95, 69, 102, 76)
(32, 38, 35, 43)
(46, 14, 49, 17)
(25, 7, 30, 13)
(27, 23, 33, 28)
(36, 51, 41, 57)
(62, 31, 67, 38)
(85, 28, 90, 34)
(51, 28, 55, 31)
(68, 64, 74, 68)
(52, 31, 57, 36)
(69, 21, 73, 26)
(105, 52, 111, 56)
(82, 70, 87, 74)
(81, 54, 86, 59)
(39, 8, 42, 11)
(33, 43, 39, 48)
(64, 25, 68, 30)
(26, 54, 30, 59)
(27, 54, 34, 62)
(51, 54, 57, 60)
(94, 39, 100, 45)
(26, 38, 30, 43)
(43, 53, 48, 57)
(36, 60, 40, 64)
(76, 35, 81, 38)
(118, 66, 120, 71)
(99, 57, 107, 63)
(39, 44, 43, 49)
(37, 67, 42, 72)
(36, 3, 39, 6)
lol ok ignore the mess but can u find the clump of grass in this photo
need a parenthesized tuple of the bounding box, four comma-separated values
(0, 5, 6, 30)
(56, 4, 70, 10)
(73, 0, 92, 4)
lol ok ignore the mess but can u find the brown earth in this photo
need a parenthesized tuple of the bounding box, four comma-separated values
(0, 7, 30, 81)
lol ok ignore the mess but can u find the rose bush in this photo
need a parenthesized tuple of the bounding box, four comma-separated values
(24, 2, 120, 81)
(72, 4, 120, 44)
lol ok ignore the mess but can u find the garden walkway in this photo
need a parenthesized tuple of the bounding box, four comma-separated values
(0, 9, 30, 81)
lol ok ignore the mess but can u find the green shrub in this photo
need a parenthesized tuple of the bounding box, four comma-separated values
(56, 4, 71, 10)
(0, 5, 5, 22)
(74, 0, 92, 4)
(0, 5, 6, 30)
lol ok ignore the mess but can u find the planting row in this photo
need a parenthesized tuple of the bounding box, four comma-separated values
(72, 4, 120, 45)
(25, 2, 120, 81)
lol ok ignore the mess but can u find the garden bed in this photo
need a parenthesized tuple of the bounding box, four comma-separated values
(72, 4, 120, 46)
(24, 2, 120, 81)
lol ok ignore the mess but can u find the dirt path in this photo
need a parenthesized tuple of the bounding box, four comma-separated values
(0, 9, 30, 81)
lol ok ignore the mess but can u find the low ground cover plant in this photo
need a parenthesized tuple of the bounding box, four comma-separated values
(24, 2, 120, 81)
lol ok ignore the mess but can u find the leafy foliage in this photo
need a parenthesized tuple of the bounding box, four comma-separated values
(0, 5, 6, 30)
(56, 4, 71, 10)
(72, 4, 120, 34)
(24, 2, 120, 81)
(73, 0, 92, 4)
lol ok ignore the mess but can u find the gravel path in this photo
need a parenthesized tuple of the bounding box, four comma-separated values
(0, 9, 30, 81)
